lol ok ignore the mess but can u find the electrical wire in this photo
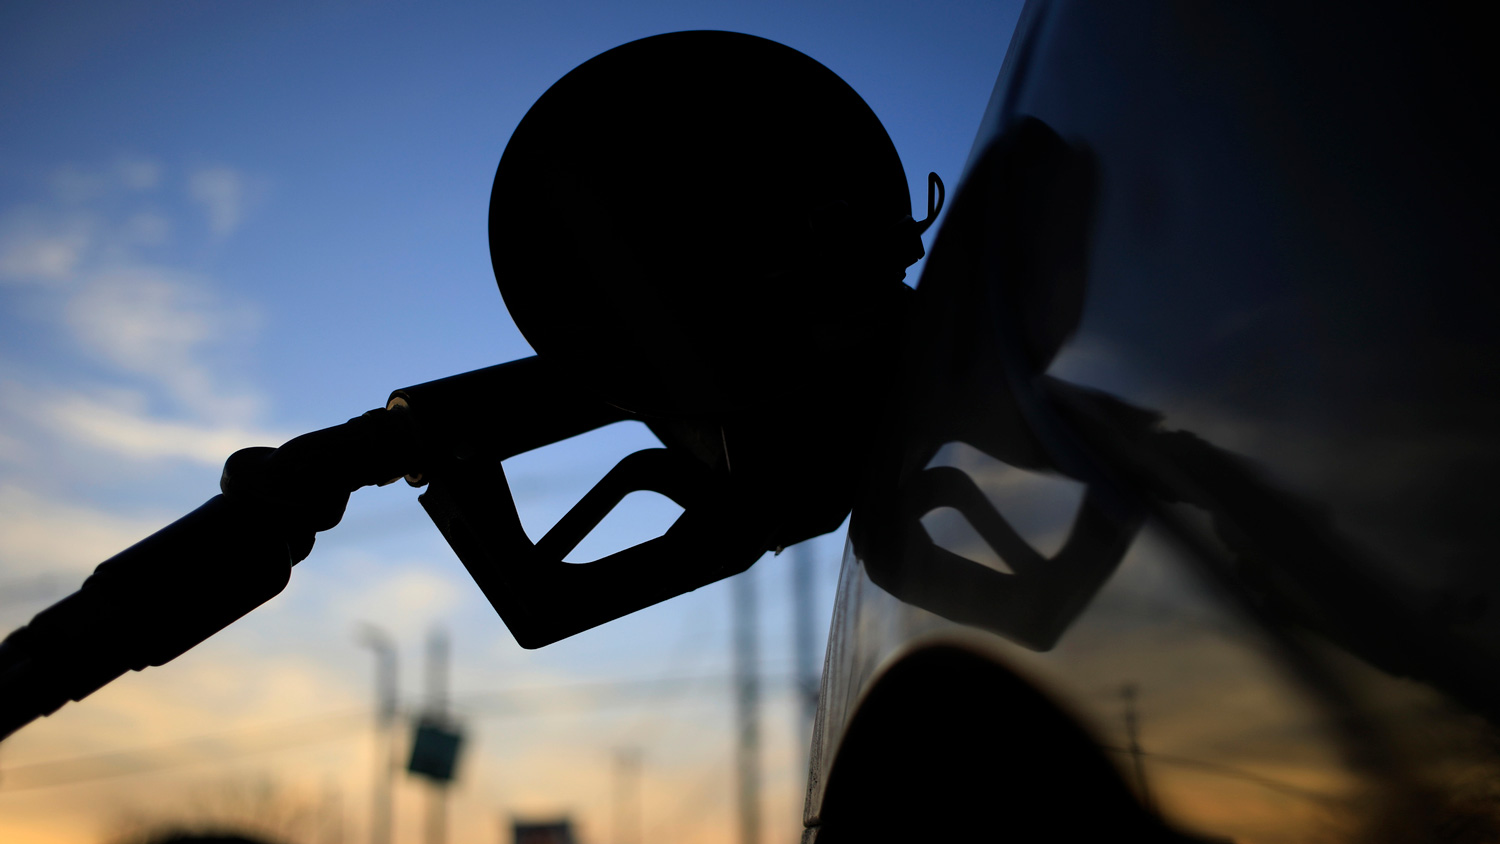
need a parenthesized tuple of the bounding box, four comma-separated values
(0, 709, 369, 791)
(1097, 745, 1337, 804)
(0, 671, 795, 792)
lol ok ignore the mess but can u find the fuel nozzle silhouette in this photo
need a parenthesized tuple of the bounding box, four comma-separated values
(0, 31, 939, 740)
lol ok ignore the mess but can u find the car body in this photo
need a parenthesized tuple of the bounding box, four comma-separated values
(803, 3, 1499, 841)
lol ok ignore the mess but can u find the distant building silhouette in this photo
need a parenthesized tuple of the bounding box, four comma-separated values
(512, 817, 578, 844)
(130, 832, 286, 844)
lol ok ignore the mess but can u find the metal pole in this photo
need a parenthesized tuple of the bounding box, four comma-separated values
(1122, 683, 1152, 813)
(790, 543, 820, 777)
(732, 569, 761, 844)
(425, 628, 450, 844)
(613, 747, 642, 844)
(322, 781, 344, 844)
(357, 625, 398, 844)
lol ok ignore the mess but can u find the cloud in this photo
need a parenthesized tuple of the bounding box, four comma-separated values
(0, 425, 27, 464)
(0, 160, 280, 484)
(0, 163, 175, 288)
(0, 209, 92, 284)
(66, 268, 217, 364)
(0, 484, 165, 579)
(39, 389, 288, 466)
(329, 564, 465, 642)
(64, 266, 263, 421)
(117, 158, 163, 191)
(48, 164, 112, 205)
(120, 211, 171, 247)
(0, 162, 272, 427)
(188, 166, 246, 237)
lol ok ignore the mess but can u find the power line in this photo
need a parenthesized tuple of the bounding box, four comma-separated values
(0, 709, 369, 791)
(1097, 745, 1338, 804)
(0, 574, 75, 610)
(0, 673, 802, 792)
(455, 671, 797, 718)
(608, 593, 730, 747)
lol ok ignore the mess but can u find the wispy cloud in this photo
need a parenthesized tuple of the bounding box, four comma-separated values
(0, 484, 165, 578)
(64, 266, 262, 421)
(0, 208, 93, 284)
(188, 166, 247, 237)
(0, 159, 277, 472)
(39, 389, 287, 466)
(116, 158, 163, 192)
(120, 211, 172, 248)
(329, 562, 466, 642)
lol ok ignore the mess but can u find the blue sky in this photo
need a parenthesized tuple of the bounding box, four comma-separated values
(0, 3, 1021, 842)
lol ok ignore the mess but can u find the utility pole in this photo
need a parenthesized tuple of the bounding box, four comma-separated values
(790, 543, 820, 777)
(424, 628, 451, 844)
(408, 628, 464, 839)
(612, 747, 643, 844)
(732, 568, 761, 844)
(1122, 683, 1152, 813)
(357, 625, 398, 844)
(321, 781, 344, 844)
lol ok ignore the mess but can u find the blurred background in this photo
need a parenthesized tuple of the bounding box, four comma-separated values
(0, 2, 1022, 843)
